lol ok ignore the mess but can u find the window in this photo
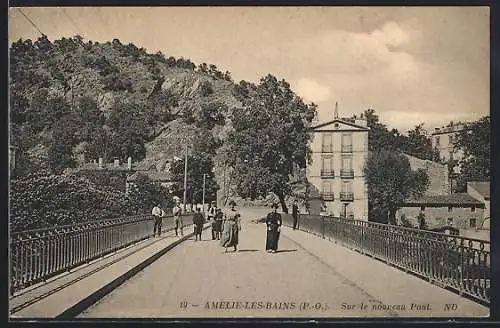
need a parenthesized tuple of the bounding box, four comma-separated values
(447, 218, 454, 226)
(471, 206, 476, 212)
(322, 180, 333, 194)
(470, 218, 477, 228)
(341, 133, 353, 152)
(420, 206, 426, 211)
(321, 156, 333, 175)
(448, 206, 453, 212)
(322, 133, 333, 152)
(342, 181, 353, 193)
(435, 136, 440, 146)
(341, 155, 352, 170)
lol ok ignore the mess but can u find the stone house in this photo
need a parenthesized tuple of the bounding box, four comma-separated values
(306, 102, 369, 220)
(397, 193, 485, 230)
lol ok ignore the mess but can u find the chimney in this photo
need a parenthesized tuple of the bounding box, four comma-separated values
(355, 117, 367, 127)
(98, 157, 103, 168)
(114, 158, 120, 167)
(334, 101, 339, 119)
(127, 157, 132, 170)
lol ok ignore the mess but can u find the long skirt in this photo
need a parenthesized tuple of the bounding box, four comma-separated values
(220, 221, 238, 247)
(266, 229, 280, 251)
(212, 220, 222, 232)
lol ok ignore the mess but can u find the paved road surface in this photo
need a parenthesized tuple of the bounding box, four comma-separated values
(80, 212, 397, 318)
(80, 208, 489, 318)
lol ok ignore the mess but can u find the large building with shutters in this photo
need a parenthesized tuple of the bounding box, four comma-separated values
(306, 103, 369, 220)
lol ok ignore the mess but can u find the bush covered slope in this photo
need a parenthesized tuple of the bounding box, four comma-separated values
(10, 35, 240, 177)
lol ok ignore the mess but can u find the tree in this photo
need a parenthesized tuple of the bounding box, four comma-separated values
(170, 152, 219, 205)
(454, 116, 490, 192)
(402, 124, 434, 160)
(128, 173, 173, 214)
(363, 109, 397, 152)
(364, 150, 430, 224)
(227, 75, 316, 213)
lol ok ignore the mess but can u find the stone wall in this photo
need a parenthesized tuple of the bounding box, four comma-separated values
(403, 154, 449, 196)
(396, 205, 484, 229)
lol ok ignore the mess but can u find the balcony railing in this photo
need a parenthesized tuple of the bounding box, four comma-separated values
(281, 214, 490, 306)
(341, 145, 353, 153)
(320, 170, 335, 178)
(321, 145, 333, 153)
(9, 214, 193, 294)
(321, 192, 335, 201)
(340, 192, 354, 201)
(340, 169, 354, 179)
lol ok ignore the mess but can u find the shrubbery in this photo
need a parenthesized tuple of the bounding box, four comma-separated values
(9, 173, 134, 232)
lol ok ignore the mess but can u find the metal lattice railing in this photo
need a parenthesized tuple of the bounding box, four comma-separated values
(9, 214, 193, 295)
(283, 214, 490, 305)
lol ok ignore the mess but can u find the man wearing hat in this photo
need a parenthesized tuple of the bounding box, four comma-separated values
(173, 199, 183, 237)
(265, 202, 282, 253)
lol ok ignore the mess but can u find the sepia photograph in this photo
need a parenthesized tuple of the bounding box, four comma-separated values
(8, 6, 491, 320)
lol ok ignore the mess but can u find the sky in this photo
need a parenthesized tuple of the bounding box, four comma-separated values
(8, 7, 490, 133)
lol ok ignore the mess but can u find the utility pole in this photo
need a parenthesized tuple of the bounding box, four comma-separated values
(202, 173, 207, 215)
(183, 145, 188, 212)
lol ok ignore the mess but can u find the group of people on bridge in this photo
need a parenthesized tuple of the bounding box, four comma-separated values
(151, 198, 301, 254)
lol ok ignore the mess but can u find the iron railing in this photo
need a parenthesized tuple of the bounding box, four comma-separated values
(321, 192, 335, 201)
(340, 169, 354, 179)
(340, 192, 354, 201)
(320, 170, 335, 178)
(341, 145, 353, 153)
(283, 214, 490, 305)
(9, 214, 193, 294)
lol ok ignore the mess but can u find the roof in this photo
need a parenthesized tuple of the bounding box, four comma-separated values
(311, 119, 369, 131)
(76, 163, 131, 172)
(468, 182, 490, 200)
(127, 170, 174, 182)
(401, 193, 485, 207)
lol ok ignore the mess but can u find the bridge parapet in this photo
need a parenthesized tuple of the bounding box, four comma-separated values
(10, 214, 193, 295)
(282, 214, 490, 306)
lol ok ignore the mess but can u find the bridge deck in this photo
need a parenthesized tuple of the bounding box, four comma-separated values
(76, 211, 488, 318)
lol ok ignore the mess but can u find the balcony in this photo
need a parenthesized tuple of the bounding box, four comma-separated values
(341, 145, 353, 153)
(340, 192, 354, 202)
(322, 145, 333, 153)
(320, 170, 335, 178)
(321, 192, 335, 201)
(340, 169, 354, 179)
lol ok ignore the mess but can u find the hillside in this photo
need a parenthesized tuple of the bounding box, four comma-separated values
(9, 35, 249, 198)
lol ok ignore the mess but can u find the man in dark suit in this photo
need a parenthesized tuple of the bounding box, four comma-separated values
(292, 199, 299, 230)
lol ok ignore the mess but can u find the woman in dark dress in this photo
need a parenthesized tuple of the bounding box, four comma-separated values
(193, 207, 205, 241)
(266, 203, 282, 253)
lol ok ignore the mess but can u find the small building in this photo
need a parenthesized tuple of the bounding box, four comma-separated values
(467, 181, 490, 228)
(73, 157, 133, 193)
(306, 102, 369, 220)
(431, 122, 467, 164)
(397, 193, 485, 230)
